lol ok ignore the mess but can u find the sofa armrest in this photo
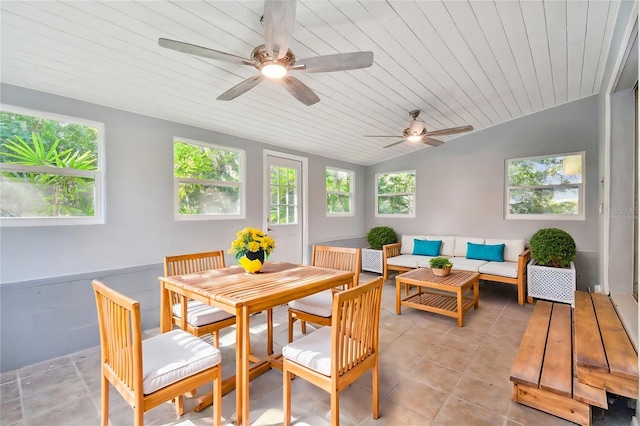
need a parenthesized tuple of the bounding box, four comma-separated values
(383, 242, 402, 260)
(381, 242, 402, 282)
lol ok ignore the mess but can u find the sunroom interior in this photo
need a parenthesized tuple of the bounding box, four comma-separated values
(0, 1, 638, 425)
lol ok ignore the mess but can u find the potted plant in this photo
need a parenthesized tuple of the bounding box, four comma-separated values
(362, 226, 397, 274)
(527, 228, 577, 305)
(429, 257, 453, 277)
(228, 227, 276, 273)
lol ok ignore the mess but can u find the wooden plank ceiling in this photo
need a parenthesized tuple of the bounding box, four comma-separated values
(0, 0, 621, 166)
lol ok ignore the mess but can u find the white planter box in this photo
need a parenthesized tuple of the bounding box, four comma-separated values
(527, 259, 576, 306)
(362, 248, 383, 274)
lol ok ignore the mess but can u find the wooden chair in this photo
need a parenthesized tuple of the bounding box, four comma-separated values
(163, 250, 236, 347)
(92, 280, 222, 426)
(287, 246, 361, 342)
(282, 277, 384, 426)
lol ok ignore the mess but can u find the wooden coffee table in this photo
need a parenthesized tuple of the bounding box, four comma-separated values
(395, 268, 480, 327)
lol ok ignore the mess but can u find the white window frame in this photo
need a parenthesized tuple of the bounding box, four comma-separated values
(505, 151, 585, 221)
(173, 137, 246, 221)
(0, 104, 105, 227)
(375, 169, 416, 218)
(326, 167, 355, 217)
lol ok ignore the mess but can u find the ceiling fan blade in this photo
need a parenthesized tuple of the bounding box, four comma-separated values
(281, 76, 320, 105)
(425, 125, 474, 137)
(158, 38, 253, 66)
(263, 0, 297, 59)
(383, 140, 405, 148)
(420, 137, 444, 147)
(217, 76, 265, 101)
(364, 135, 404, 138)
(297, 52, 374, 73)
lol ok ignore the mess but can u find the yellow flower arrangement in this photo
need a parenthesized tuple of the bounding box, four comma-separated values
(228, 227, 276, 260)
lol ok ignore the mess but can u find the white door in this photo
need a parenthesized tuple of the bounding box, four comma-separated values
(264, 152, 306, 264)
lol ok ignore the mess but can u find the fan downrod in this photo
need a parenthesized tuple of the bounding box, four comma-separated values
(409, 110, 421, 120)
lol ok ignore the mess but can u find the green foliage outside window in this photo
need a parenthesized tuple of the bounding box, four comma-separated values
(326, 168, 352, 215)
(174, 141, 241, 215)
(507, 153, 582, 216)
(376, 171, 415, 215)
(0, 111, 99, 218)
(269, 166, 297, 224)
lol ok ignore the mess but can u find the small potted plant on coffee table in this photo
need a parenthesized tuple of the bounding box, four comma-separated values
(429, 257, 453, 277)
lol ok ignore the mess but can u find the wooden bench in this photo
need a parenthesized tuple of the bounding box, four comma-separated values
(510, 292, 638, 425)
(574, 291, 638, 400)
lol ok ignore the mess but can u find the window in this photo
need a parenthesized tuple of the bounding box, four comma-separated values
(326, 167, 354, 216)
(0, 106, 104, 226)
(174, 138, 245, 220)
(375, 170, 415, 217)
(269, 163, 298, 225)
(506, 152, 584, 220)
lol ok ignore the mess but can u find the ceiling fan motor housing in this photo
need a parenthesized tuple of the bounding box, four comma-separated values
(251, 45, 296, 73)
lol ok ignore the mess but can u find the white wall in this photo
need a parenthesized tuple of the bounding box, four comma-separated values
(0, 84, 368, 284)
(367, 95, 600, 258)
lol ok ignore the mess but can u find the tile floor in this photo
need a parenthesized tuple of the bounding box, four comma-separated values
(0, 275, 635, 426)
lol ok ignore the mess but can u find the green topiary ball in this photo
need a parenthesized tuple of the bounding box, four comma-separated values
(529, 228, 576, 268)
(366, 226, 397, 250)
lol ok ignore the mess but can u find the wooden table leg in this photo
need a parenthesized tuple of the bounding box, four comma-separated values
(396, 279, 401, 315)
(456, 288, 464, 327)
(240, 306, 251, 425)
(473, 278, 479, 309)
(159, 282, 171, 333)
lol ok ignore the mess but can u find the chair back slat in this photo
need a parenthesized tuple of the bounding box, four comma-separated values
(164, 250, 226, 276)
(331, 278, 383, 377)
(92, 280, 143, 397)
(311, 246, 361, 288)
(164, 250, 226, 306)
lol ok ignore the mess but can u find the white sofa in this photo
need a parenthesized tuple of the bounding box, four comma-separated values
(382, 235, 531, 305)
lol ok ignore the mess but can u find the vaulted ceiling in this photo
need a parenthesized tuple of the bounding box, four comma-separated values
(0, 1, 624, 165)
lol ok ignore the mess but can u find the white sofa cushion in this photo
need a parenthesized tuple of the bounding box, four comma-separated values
(401, 235, 426, 255)
(454, 237, 485, 258)
(173, 300, 235, 326)
(485, 239, 525, 263)
(142, 329, 221, 395)
(426, 235, 456, 257)
(450, 257, 488, 272)
(288, 290, 333, 317)
(479, 261, 519, 279)
(282, 326, 332, 376)
(417, 256, 450, 268)
(387, 254, 424, 269)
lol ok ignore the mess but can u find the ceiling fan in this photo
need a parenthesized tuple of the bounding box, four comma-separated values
(365, 110, 474, 148)
(158, 0, 374, 106)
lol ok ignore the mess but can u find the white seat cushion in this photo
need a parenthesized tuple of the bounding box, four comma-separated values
(485, 239, 525, 263)
(453, 237, 485, 258)
(282, 326, 332, 376)
(479, 261, 519, 279)
(450, 257, 488, 272)
(417, 256, 449, 268)
(173, 300, 235, 326)
(400, 235, 427, 255)
(142, 329, 221, 394)
(387, 254, 424, 269)
(288, 290, 333, 317)
(426, 235, 456, 257)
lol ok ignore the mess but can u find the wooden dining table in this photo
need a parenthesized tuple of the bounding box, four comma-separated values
(158, 261, 354, 425)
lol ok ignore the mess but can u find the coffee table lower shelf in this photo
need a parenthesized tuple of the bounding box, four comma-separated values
(401, 291, 476, 321)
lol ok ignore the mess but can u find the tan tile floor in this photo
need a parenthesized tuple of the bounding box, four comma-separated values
(0, 276, 635, 425)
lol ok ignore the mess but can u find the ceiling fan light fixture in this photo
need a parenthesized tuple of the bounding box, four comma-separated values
(407, 135, 422, 142)
(261, 62, 287, 78)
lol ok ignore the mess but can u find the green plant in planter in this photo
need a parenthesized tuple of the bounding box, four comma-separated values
(366, 226, 397, 250)
(429, 257, 452, 269)
(529, 228, 576, 268)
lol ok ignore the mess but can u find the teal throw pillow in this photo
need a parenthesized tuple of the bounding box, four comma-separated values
(413, 239, 442, 256)
(466, 242, 505, 262)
